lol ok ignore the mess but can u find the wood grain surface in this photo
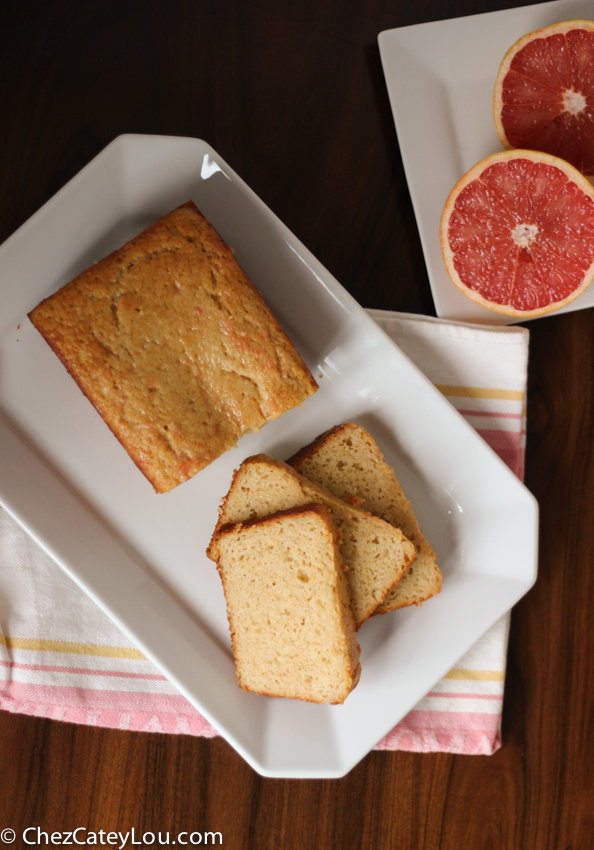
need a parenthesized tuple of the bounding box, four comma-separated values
(1, 1, 593, 848)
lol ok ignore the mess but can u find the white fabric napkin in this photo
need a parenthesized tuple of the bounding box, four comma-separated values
(0, 310, 529, 753)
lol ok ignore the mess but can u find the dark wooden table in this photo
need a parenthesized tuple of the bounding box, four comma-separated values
(1, 1, 593, 847)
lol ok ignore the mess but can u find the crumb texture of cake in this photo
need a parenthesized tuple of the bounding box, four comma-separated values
(28, 201, 318, 493)
(208, 454, 415, 628)
(209, 504, 361, 704)
(288, 423, 441, 611)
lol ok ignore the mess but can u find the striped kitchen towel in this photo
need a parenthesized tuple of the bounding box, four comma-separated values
(0, 310, 529, 754)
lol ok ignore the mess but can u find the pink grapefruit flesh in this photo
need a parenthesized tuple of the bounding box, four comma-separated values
(440, 150, 594, 317)
(494, 20, 594, 177)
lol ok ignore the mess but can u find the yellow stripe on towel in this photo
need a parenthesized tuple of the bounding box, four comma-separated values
(0, 632, 145, 660)
(436, 385, 524, 402)
(444, 668, 505, 682)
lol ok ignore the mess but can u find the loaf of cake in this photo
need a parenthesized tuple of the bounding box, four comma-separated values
(289, 424, 441, 611)
(28, 201, 318, 493)
(209, 504, 361, 704)
(208, 454, 415, 628)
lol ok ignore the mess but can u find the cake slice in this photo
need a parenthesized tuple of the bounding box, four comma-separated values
(208, 454, 415, 628)
(208, 504, 361, 704)
(288, 424, 441, 612)
(28, 201, 317, 493)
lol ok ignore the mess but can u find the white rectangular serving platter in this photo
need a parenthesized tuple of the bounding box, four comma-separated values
(379, 0, 594, 325)
(0, 135, 538, 778)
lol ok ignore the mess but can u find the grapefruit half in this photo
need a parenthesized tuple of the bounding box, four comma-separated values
(494, 20, 594, 177)
(440, 150, 594, 317)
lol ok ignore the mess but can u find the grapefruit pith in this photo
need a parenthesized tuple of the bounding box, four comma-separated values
(494, 20, 594, 177)
(440, 150, 594, 317)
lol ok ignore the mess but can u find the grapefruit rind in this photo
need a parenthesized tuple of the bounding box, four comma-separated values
(439, 149, 594, 317)
(493, 20, 594, 174)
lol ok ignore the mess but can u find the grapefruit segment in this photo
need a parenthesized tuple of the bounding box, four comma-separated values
(494, 20, 594, 176)
(440, 150, 594, 317)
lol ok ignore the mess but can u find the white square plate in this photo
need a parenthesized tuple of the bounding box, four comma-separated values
(379, 0, 594, 324)
(0, 135, 538, 777)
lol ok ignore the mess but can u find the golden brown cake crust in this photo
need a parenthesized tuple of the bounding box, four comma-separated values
(28, 201, 318, 492)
